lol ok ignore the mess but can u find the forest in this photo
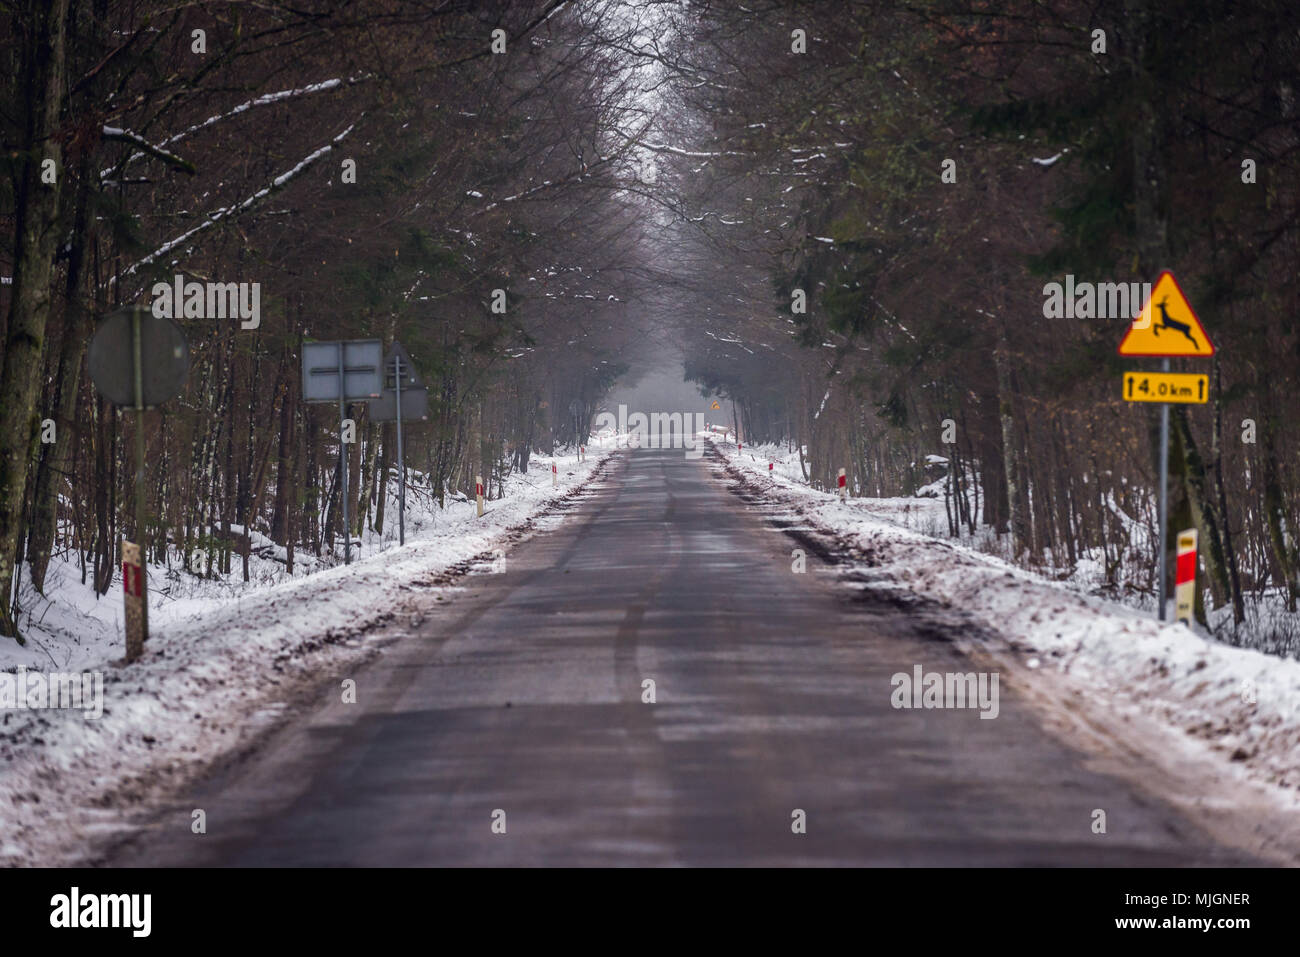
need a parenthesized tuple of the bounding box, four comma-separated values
(1, 0, 653, 642)
(3, 0, 1298, 653)
(657, 0, 1300, 647)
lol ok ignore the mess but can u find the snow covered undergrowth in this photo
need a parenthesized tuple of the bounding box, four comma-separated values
(0, 445, 618, 866)
(712, 438, 1300, 843)
(760, 441, 1298, 658)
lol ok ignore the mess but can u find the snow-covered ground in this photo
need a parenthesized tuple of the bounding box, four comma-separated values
(711, 437, 1300, 860)
(768, 443, 1298, 659)
(0, 443, 619, 866)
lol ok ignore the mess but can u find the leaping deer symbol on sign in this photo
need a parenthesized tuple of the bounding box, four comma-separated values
(1118, 271, 1215, 357)
(1153, 297, 1200, 350)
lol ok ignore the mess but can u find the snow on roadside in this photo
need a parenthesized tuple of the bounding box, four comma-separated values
(0, 446, 618, 866)
(711, 438, 1300, 811)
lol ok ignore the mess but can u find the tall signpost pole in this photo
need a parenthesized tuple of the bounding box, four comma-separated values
(394, 353, 406, 546)
(130, 310, 149, 651)
(1117, 271, 1215, 623)
(338, 346, 351, 565)
(1156, 357, 1170, 620)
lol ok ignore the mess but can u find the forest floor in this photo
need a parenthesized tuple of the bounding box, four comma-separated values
(0, 443, 619, 866)
(710, 436, 1300, 861)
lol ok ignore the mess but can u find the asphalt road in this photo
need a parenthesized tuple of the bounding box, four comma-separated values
(113, 447, 1254, 866)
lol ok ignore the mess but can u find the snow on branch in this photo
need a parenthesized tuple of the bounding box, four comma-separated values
(100, 78, 359, 181)
(641, 142, 750, 158)
(480, 168, 588, 211)
(120, 123, 357, 279)
(101, 126, 196, 175)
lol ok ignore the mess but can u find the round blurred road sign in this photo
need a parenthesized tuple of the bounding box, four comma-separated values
(88, 306, 189, 408)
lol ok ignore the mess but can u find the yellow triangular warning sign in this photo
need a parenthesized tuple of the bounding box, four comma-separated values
(710, 400, 720, 410)
(1118, 271, 1214, 357)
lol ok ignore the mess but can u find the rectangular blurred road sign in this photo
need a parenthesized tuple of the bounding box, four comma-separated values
(384, 341, 422, 390)
(369, 385, 428, 421)
(301, 339, 383, 402)
(1122, 371, 1208, 404)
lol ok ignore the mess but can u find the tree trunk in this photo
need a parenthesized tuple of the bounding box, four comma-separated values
(0, 0, 71, 638)
(92, 395, 115, 595)
(1172, 406, 1231, 623)
(994, 342, 1027, 555)
(1211, 358, 1245, 625)
(374, 424, 389, 535)
(26, 155, 92, 593)
(356, 419, 375, 536)
(1260, 402, 1298, 612)
(270, 347, 296, 544)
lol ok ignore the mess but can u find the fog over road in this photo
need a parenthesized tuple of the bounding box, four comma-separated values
(113, 448, 1254, 866)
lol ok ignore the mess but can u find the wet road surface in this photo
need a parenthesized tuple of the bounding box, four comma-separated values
(113, 447, 1255, 866)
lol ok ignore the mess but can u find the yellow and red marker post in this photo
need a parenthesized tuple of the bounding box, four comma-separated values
(1175, 529, 1198, 626)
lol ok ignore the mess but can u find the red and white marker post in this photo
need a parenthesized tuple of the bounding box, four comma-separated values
(476, 474, 484, 517)
(837, 467, 847, 501)
(121, 539, 146, 662)
(552, 462, 558, 487)
(1175, 529, 1198, 625)
(579, 445, 585, 463)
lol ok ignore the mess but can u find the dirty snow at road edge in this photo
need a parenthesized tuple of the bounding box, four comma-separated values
(0, 447, 618, 866)
(712, 437, 1300, 859)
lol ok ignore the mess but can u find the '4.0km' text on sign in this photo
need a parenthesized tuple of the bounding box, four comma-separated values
(1122, 371, 1208, 405)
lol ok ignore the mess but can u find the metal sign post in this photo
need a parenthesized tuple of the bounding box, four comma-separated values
(301, 339, 383, 565)
(88, 305, 189, 663)
(337, 345, 350, 564)
(368, 342, 426, 545)
(1118, 272, 1215, 622)
(131, 310, 149, 648)
(1157, 357, 1170, 620)
(395, 356, 404, 545)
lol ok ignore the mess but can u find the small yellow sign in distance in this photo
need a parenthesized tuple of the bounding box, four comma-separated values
(1122, 371, 1208, 404)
